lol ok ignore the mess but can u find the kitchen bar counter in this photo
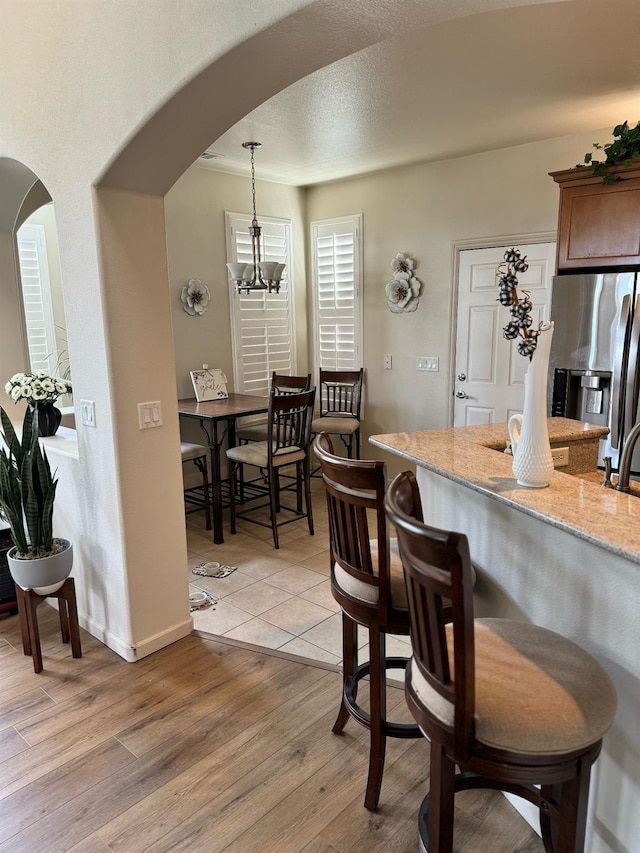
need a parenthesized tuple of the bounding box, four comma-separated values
(370, 417, 640, 565)
(370, 417, 638, 853)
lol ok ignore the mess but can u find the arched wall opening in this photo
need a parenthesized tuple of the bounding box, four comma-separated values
(0, 0, 555, 664)
(0, 159, 69, 422)
(84, 0, 560, 655)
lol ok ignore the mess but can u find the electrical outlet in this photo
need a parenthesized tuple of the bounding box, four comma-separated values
(551, 446, 569, 467)
(384, 354, 392, 370)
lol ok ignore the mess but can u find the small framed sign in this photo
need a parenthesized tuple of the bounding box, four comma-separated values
(190, 369, 229, 401)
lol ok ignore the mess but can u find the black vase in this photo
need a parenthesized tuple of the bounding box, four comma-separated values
(30, 403, 62, 437)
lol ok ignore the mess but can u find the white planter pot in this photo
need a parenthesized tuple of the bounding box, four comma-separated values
(7, 539, 73, 595)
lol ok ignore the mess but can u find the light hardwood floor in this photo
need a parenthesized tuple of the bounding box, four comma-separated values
(0, 596, 543, 852)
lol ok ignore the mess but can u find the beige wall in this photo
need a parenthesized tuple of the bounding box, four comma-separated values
(164, 129, 605, 479)
(165, 166, 309, 403)
(305, 130, 600, 475)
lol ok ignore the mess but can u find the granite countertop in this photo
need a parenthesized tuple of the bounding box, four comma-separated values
(370, 417, 640, 565)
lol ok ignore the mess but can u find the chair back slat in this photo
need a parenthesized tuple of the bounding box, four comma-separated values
(385, 471, 476, 760)
(314, 433, 390, 608)
(319, 369, 363, 419)
(268, 389, 316, 459)
(271, 372, 312, 394)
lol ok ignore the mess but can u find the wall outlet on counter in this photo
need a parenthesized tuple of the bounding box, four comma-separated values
(551, 446, 569, 467)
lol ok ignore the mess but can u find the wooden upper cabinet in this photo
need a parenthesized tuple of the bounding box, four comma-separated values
(550, 164, 640, 271)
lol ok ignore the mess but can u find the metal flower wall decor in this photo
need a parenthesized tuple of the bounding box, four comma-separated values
(181, 279, 210, 316)
(385, 253, 422, 313)
(496, 248, 543, 359)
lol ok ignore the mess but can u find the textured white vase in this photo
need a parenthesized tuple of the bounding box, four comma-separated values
(508, 322, 555, 488)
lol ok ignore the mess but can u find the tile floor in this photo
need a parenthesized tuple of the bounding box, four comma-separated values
(186, 477, 412, 671)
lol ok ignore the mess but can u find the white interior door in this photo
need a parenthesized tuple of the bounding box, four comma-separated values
(454, 243, 555, 427)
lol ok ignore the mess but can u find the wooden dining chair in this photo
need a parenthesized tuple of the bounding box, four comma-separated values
(236, 372, 313, 444)
(313, 432, 421, 811)
(385, 470, 618, 853)
(226, 388, 316, 549)
(311, 368, 363, 459)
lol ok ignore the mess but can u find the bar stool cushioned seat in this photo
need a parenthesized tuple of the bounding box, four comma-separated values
(410, 618, 616, 754)
(333, 539, 407, 609)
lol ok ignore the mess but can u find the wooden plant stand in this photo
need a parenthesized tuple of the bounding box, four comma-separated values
(15, 577, 82, 673)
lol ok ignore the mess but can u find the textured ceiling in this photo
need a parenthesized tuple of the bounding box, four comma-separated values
(196, 0, 640, 186)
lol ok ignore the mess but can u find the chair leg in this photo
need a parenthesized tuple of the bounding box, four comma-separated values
(364, 624, 387, 811)
(195, 456, 212, 531)
(425, 742, 457, 853)
(269, 467, 280, 549)
(303, 456, 314, 536)
(229, 462, 237, 534)
(274, 469, 281, 512)
(333, 611, 357, 734)
(554, 760, 593, 853)
(296, 463, 303, 513)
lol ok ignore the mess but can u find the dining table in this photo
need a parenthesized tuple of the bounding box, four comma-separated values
(178, 394, 269, 544)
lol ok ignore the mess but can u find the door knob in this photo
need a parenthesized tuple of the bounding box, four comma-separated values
(457, 373, 466, 381)
(456, 391, 469, 399)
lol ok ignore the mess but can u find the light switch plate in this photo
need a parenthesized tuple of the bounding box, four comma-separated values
(416, 356, 439, 371)
(80, 399, 96, 427)
(138, 401, 162, 429)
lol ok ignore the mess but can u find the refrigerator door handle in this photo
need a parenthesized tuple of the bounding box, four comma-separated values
(611, 294, 631, 449)
(626, 293, 640, 435)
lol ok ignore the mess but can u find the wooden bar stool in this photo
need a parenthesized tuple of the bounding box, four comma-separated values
(313, 432, 421, 811)
(15, 577, 82, 673)
(385, 471, 618, 853)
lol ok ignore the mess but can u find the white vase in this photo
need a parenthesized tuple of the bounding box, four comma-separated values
(507, 322, 555, 488)
(7, 538, 73, 595)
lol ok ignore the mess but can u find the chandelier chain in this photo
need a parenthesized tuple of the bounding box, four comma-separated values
(250, 145, 258, 223)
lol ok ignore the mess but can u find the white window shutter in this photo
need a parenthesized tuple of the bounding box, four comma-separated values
(16, 224, 58, 373)
(311, 215, 362, 373)
(226, 213, 295, 395)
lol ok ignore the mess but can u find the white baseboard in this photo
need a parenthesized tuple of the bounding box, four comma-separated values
(79, 613, 194, 662)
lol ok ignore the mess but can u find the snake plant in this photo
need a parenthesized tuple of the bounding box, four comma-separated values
(0, 405, 58, 558)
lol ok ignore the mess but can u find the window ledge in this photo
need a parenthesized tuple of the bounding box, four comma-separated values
(41, 426, 79, 460)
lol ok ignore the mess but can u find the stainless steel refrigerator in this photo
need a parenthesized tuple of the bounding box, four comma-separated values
(549, 271, 640, 474)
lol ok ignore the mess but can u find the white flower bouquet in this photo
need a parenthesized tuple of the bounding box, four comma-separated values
(5, 371, 72, 404)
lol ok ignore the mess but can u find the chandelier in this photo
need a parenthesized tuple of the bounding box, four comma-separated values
(226, 142, 285, 295)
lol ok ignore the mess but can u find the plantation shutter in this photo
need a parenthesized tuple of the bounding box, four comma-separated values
(226, 213, 295, 395)
(311, 215, 362, 372)
(16, 224, 58, 373)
